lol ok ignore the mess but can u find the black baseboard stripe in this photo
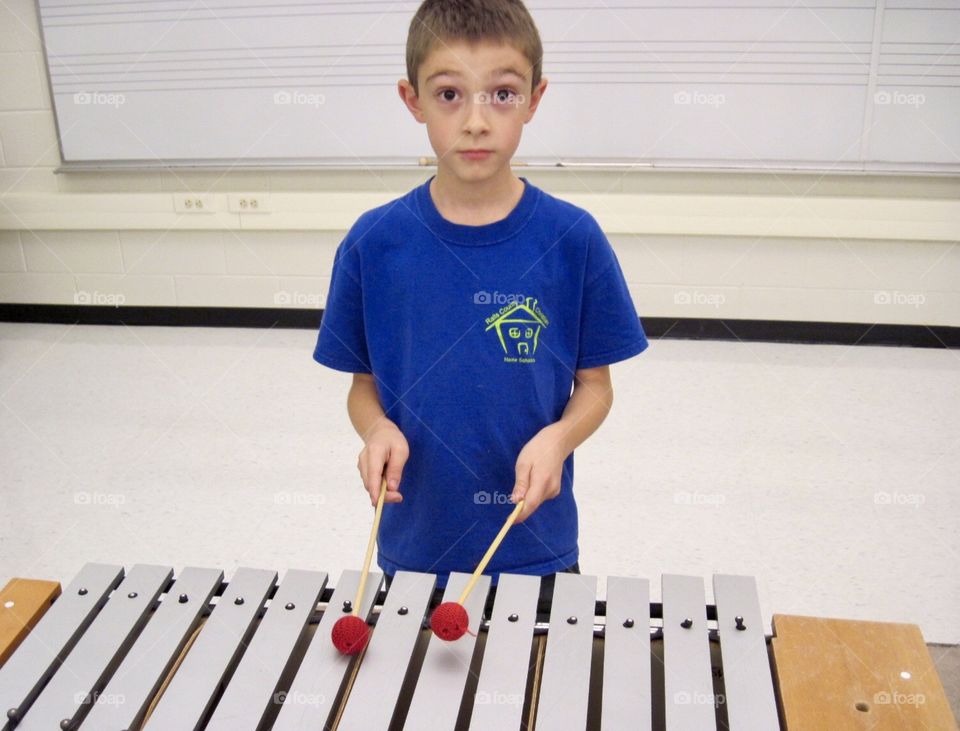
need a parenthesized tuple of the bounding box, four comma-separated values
(0, 304, 956, 348)
(650, 318, 958, 348)
(0, 304, 322, 329)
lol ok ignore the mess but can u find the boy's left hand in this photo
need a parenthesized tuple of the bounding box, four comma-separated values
(511, 423, 569, 523)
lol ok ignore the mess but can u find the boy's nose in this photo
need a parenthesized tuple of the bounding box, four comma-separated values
(462, 96, 491, 134)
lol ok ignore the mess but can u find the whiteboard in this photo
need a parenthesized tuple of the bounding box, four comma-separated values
(37, 0, 960, 172)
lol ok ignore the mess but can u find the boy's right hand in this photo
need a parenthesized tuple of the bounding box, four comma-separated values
(358, 422, 408, 506)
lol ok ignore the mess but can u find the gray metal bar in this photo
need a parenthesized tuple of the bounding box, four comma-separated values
(271, 570, 381, 731)
(16, 563, 172, 731)
(82, 567, 223, 731)
(0, 562, 123, 729)
(712, 574, 779, 731)
(205, 569, 328, 731)
(336, 571, 436, 731)
(468, 574, 540, 731)
(534, 573, 597, 731)
(662, 574, 716, 731)
(602, 576, 652, 731)
(142, 567, 277, 731)
(403, 572, 490, 731)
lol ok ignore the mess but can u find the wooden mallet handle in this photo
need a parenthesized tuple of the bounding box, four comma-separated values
(457, 499, 524, 605)
(353, 475, 388, 616)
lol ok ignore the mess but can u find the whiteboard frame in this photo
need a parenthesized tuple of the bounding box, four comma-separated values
(34, 0, 960, 177)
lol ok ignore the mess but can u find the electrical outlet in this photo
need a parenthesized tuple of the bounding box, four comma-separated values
(173, 194, 215, 213)
(228, 194, 272, 213)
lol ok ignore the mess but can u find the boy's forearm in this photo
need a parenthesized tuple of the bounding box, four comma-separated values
(550, 372, 614, 458)
(347, 377, 398, 443)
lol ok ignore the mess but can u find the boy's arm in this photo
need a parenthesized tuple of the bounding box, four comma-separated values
(348, 373, 408, 505)
(555, 364, 615, 455)
(511, 365, 614, 522)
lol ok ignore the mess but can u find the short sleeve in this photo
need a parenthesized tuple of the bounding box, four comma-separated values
(312, 238, 372, 373)
(576, 220, 649, 370)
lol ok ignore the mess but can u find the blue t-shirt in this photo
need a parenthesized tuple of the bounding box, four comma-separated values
(313, 175, 648, 587)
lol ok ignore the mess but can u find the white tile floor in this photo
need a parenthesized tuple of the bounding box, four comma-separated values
(0, 322, 957, 643)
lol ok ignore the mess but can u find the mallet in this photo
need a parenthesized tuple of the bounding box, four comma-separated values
(331, 475, 388, 654)
(430, 498, 525, 641)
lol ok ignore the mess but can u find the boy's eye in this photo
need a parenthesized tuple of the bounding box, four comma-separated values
(435, 88, 519, 105)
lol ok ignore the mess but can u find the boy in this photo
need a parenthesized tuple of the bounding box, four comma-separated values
(313, 0, 648, 592)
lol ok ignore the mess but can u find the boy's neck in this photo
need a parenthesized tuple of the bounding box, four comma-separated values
(429, 168, 525, 226)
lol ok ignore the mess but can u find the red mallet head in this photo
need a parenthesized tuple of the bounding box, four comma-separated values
(331, 615, 369, 655)
(430, 601, 470, 641)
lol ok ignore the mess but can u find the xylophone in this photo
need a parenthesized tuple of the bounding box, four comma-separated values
(0, 563, 955, 730)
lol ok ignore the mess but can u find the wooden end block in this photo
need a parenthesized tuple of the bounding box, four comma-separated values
(0, 577, 62, 666)
(771, 613, 958, 731)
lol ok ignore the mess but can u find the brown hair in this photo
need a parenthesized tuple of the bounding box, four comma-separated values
(406, 0, 543, 97)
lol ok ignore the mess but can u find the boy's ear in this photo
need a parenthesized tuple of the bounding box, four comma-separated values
(524, 77, 548, 123)
(398, 79, 426, 123)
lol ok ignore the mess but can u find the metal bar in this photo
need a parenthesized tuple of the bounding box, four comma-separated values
(205, 569, 327, 731)
(602, 576, 651, 731)
(143, 567, 277, 731)
(0, 563, 122, 729)
(16, 564, 171, 731)
(82, 567, 223, 731)
(713, 574, 779, 731)
(468, 574, 540, 731)
(534, 573, 597, 731)
(662, 574, 716, 731)
(271, 570, 381, 731)
(336, 571, 436, 731)
(403, 572, 490, 730)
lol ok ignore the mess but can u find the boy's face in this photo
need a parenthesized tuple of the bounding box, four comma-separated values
(398, 40, 547, 182)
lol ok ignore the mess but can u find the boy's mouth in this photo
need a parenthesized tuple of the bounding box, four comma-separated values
(460, 150, 492, 160)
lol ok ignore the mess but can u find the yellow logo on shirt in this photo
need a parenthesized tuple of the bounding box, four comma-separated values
(484, 297, 549, 363)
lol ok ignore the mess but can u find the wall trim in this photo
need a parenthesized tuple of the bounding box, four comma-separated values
(1, 304, 956, 348)
(1, 190, 958, 241)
